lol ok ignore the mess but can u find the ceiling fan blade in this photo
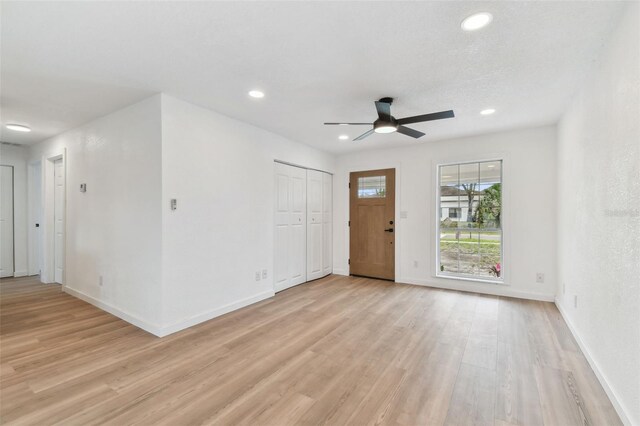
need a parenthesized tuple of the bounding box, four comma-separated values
(324, 122, 371, 125)
(397, 126, 425, 139)
(397, 110, 455, 125)
(353, 129, 375, 141)
(375, 101, 392, 121)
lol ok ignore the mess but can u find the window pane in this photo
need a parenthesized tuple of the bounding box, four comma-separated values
(478, 161, 502, 230)
(479, 232, 501, 278)
(358, 176, 386, 198)
(439, 232, 459, 274)
(438, 160, 502, 282)
(457, 230, 480, 275)
(439, 165, 460, 229)
(459, 162, 479, 225)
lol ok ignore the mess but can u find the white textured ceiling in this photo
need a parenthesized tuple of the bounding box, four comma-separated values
(0, 1, 625, 153)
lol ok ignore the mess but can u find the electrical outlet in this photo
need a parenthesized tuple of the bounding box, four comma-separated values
(574, 295, 578, 308)
(413, 260, 418, 268)
(536, 273, 545, 283)
(98, 275, 103, 287)
(262, 269, 268, 279)
(255, 272, 261, 281)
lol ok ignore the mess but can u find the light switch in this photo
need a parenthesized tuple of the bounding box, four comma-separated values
(170, 199, 177, 211)
(80, 183, 87, 193)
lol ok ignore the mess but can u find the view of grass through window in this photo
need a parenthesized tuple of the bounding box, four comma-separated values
(438, 160, 502, 281)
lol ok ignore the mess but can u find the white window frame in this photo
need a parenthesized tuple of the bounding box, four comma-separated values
(435, 158, 504, 284)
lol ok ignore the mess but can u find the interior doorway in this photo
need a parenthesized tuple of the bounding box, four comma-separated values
(349, 168, 395, 280)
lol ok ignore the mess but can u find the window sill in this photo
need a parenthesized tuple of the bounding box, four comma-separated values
(435, 273, 506, 285)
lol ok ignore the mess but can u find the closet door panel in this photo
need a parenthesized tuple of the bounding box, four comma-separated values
(322, 172, 333, 276)
(274, 163, 306, 292)
(289, 167, 307, 285)
(306, 170, 323, 281)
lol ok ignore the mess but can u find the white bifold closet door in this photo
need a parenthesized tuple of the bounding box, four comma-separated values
(306, 170, 324, 281)
(0, 166, 14, 278)
(274, 163, 307, 292)
(274, 163, 333, 292)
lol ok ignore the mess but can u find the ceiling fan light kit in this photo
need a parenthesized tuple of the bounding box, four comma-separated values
(324, 97, 455, 141)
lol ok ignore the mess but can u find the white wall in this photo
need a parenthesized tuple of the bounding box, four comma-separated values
(333, 125, 558, 301)
(160, 95, 335, 332)
(28, 95, 164, 329)
(556, 3, 640, 424)
(0, 144, 29, 276)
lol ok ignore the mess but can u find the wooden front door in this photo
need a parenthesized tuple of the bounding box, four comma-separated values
(349, 168, 395, 280)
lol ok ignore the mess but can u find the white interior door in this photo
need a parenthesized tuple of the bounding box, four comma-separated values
(306, 169, 323, 281)
(322, 172, 333, 276)
(0, 166, 14, 278)
(28, 162, 42, 276)
(53, 159, 64, 284)
(274, 163, 306, 292)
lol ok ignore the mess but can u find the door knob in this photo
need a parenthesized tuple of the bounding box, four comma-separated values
(384, 228, 394, 233)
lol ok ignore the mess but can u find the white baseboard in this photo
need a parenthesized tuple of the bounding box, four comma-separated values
(159, 289, 275, 337)
(397, 276, 555, 302)
(65, 286, 276, 338)
(63, 286, 164, 336)
(555, 298, 633, 426)
(13, 270, 28, 277)
(332, 268, 348, 276)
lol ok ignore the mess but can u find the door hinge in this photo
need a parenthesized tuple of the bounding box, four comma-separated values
(348, 182, 351, 189)
(348, 259, 350, 265)
(348, 220, 350, 227)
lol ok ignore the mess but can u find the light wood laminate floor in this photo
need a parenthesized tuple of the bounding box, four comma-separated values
(0, 275, 620, 425)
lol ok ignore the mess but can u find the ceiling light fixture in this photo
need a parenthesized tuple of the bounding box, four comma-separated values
(461, 12, 493, 31)
(373, 119, 398, 134)
(488, 165, 495, 168)
(5, 124, 31, 132)
(248, 90, 265, 99)
(480, 108, 496, 115)
(374, 125, 397, 134)
(338, 135, 349, 140)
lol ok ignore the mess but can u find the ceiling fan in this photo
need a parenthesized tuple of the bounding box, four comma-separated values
(324, 97, 454, 141)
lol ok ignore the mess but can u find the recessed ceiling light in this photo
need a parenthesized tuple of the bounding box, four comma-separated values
(461, 12, 493, 31)
(5, 124, 31, 132)
(488, 165, 495, 168)
(338, 135, 349, 140)
(480, 108, 496, 115)
(248, 90, 264, 99)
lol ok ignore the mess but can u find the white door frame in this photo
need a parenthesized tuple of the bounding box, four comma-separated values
(27, 160, 43, 276)
(0, 165, 15, 278)
(40, 150, 66, 285)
